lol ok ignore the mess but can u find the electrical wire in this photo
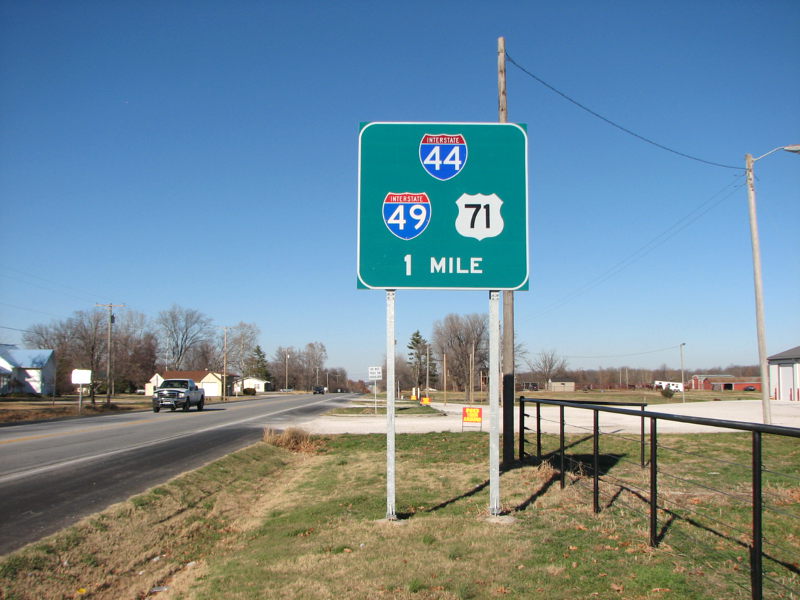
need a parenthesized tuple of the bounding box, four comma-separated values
(565, 344, 682, 360)
(0, 325, 34, 334)
(505, 52, 743, 170)
(533, 175, 746, 317)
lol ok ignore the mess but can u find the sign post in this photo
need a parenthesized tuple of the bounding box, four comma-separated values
(71, 369, 92, 415)
(358, 122, 528, 519)
(369, 366, 382, 414)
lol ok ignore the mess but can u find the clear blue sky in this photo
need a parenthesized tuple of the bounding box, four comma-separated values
(1, 1, 798, 380)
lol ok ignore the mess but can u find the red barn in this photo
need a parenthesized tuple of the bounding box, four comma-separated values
(690, 374, 761, 392)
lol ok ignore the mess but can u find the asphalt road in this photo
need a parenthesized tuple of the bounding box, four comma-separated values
(0, 393, 354, 555)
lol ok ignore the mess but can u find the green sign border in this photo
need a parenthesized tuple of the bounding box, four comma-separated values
(357, 122, 529, 291)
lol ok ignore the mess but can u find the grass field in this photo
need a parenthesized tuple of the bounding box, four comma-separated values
(2, 427, 797, 600)
(417, 389, 762, 406)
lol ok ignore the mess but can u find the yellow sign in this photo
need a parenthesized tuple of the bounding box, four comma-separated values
(420, 395, 431, 405)
(462, 407, 483, 423)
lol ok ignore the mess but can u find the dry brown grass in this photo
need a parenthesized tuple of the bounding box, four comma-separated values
(262, 427, 322, 453)
(0, 398, 149, 423)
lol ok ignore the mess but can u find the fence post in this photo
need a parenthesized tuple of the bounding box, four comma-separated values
(649, 417, 658, 547)
(593, 409, 600, 513)
(518, 399, 525, 460)
(640, 405, 646, 468)
(536, 401, 542, 460)
(751, 431, 763, 600)
(559, 405, 565, 489)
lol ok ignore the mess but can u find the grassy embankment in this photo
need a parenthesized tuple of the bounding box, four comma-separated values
(2, 426, 797, 600)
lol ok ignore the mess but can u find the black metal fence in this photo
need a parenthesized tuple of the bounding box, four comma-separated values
(518, 398, 800, 600)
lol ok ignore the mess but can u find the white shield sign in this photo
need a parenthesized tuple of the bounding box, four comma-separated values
(455, 193, 504, 241)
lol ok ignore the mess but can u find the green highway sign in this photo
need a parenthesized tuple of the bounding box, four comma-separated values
(357, 122, 529, 290)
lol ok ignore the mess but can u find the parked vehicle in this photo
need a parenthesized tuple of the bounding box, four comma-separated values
(313, 386, 325, 394)
(152, 379, 205, 412)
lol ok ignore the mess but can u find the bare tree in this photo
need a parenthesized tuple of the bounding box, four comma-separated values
(302, 342, 327, 390)
(526, 349, 568, 386)
(432, 313, 488, 391)
(156, 305, 213, 370)
(324, 366, 348, 391)
(183, 338, 222, 371)
(227, 322, 260, 380)
(112, 310, 157, 392)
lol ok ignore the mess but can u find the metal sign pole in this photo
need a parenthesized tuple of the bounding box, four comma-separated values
(489, 290, 501, 515)
(386, 290, 397, 520)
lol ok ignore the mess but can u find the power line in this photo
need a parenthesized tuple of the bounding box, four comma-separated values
(533, 175, 746, 317)
(504, 51, 743, 170)
(0, 272, 99, 305)
(0, 325, 34, 334)
(0, 301, 67, 320)
(565, 344, 682, 360)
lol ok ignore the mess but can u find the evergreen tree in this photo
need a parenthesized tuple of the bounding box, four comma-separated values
(407, 330, 438, 388)
(246, 345, 272, 381)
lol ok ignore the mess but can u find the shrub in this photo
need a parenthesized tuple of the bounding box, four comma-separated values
(243, 388, 256, 395)
(262, 427, 320, 453)
(661, 387, 675, 399)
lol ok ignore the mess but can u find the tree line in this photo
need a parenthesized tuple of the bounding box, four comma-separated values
(22, 305, 347, 401)
(386, 314, 758, 393)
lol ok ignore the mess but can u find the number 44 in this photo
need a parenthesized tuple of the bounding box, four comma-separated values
(422, 145, 463, 172)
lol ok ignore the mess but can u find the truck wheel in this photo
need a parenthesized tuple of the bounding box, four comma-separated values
(171, 406, 176, 412)
(153, 406, 160, 413)
(197, 398, 204, 411)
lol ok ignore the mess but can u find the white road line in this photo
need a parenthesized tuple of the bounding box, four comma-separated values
(0, 395, 344, 484)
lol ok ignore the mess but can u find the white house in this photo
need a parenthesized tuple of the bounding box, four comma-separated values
(233, 377, 271, 394)
(768, 346, 800, 402)
(0, 346, 56, 396)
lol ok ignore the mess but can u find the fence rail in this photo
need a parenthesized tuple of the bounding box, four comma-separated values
(518, 397, 800, 600)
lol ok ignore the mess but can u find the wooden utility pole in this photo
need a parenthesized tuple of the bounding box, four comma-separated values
(498, 37, 516, 465)
(222, 326, 228, 402)
(97, 302, 125, 405)
(443, 353, 447, 405)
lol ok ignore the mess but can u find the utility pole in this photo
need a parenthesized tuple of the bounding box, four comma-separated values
(222, 326, 228, 402)
(498, 36, 516, 465)
(680, 343, 686, 403)
(425, 344, 430, 392)
(744, 144, 799, 423)
(443, 353, 447, 405)
(746, 152, 771, 425)
(97, 302, 124, 405)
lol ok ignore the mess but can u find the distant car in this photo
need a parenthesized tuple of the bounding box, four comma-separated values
(744, 386, 756, 392)
(313, 386, 325, 394)
(135, 389, 146, 395)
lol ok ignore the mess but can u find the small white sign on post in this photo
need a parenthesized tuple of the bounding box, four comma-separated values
(369, 366, 383, 413)
(71, 369, 92, 414)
